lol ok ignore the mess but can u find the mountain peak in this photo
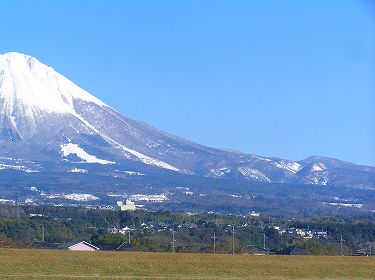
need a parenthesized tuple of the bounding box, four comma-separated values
(0, 52, 373, 193)
(0, 52, 105, 116)
(3, 51, 28, 55)
(2, 51, 33, 59)
(1, 52, 40, 72)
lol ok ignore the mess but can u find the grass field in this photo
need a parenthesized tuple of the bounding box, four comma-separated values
(0, 249, 374, 279)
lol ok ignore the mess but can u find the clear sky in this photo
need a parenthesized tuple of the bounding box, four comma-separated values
(1, 0, 374, 166)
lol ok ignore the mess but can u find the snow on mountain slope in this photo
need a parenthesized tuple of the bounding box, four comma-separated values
(273, 160, 302, 174)
(116, 144, 179, 171)
(237, 167, 271, 182)
(209, 167, 231, 177)
(0, 52, 180, 171)
(0, 163, 38, 173)
(0, 157, 40, 173)
(0, 52, 104, 116)
(60, 143, 114, 164)
(310, 163, 327, 172)
(295, 161, 330, 185)
(0, 52, 374, 190)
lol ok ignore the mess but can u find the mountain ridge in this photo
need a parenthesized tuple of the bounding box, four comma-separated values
(0, 52, 374, 193)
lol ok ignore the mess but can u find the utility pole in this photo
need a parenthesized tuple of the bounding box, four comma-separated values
(232, 225, 235, 255)
(369, 243, 373, 257)
(15, 191, 21, 218)
(340, 234, 345, 256)
(211, 232, 218, 253)
(263, 233, 266, 250)
(171, 228, 176, 253)
(41, 224, 45, 242)
(128, 231, 131, 244)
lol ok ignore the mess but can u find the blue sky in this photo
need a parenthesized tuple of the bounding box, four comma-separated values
(1, 0, 374, 165)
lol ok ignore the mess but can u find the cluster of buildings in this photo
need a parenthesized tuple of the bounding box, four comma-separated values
(115, 194, 170, 212)
(286, 227, 328, 239)
(108, 221, 198, 236)
(268, 225, 328, 239)
(241, 245, 310, 256)
(32, 240, 133, 252)
(116, 199, 136, 211)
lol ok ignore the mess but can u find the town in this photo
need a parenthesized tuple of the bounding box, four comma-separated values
(0, 199, 373, 256)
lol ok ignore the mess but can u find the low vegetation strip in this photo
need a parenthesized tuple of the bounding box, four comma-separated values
(0, 249, 374, 280)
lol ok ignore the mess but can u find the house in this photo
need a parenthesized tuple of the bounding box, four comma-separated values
(241, 245, 273, 255)
(58, 241, 99, 251)
(117, 199, 136, 211)
(353, 248, 373, 256)
(313, 230, 328, 238)
(29, 214, 45, 218)
(29, 241, 57, 250)
(118, 226, 133, 235)
(276, 245, 309, 255)
(108, 227, 119, 234)
(287, 228, 313, 239)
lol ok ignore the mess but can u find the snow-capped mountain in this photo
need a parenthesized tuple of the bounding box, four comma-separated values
(0, 52, 374, 192)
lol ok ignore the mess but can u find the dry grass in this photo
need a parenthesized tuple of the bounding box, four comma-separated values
(0, 249, 374, 279)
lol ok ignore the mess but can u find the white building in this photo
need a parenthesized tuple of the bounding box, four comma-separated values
(117, 199, 136, 211)
(249, 211, 260, 217)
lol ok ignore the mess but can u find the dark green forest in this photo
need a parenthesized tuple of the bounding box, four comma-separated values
(0, 204, 374, 255)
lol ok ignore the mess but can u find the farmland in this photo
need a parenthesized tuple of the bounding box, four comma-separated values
(0, 249, 374, 279)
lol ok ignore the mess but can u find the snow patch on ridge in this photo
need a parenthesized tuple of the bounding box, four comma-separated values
(0, 163, 38, 173)
(60, 143, 114, 164)
(69, 168, 88, 173)
(306, 172, 329, 186)
(311, 163, 327, 172)
(123, 170, 144, 176)
(71, 112, 179, 172)
(63, 193, 99, 201)
(117, 144, 179, 172)
(45, 193, 99, 201)
(251, 155, 272, 162)
(210, 167, 231, 177)
(274, 161, 302, 174)
(237, 167, 271, 182)
(129, 194, 169, 203)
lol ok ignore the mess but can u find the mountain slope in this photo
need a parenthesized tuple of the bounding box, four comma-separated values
(0, 52, 374, 192)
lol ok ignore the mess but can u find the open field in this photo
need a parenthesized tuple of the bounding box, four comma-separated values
(0, 249, 374, 280)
